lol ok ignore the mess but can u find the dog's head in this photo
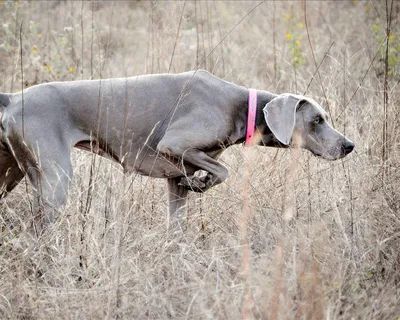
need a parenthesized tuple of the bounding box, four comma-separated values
(263, 93, 354, 160)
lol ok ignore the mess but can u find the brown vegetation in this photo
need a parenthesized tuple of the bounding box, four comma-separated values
(0, 1, 399, 319)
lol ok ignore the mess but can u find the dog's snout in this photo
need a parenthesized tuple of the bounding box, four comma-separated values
(342, 140, 354, 155)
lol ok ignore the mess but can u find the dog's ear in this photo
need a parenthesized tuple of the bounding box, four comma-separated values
(262, 94, 303, 146)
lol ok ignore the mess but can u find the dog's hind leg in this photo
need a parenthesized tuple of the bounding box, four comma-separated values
(0, 141, 25, 198)
(28, 150, 73, 233)
(6, 128, 73, 234)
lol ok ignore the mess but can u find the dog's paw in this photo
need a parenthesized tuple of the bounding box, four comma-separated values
(178, 176, 206, 192)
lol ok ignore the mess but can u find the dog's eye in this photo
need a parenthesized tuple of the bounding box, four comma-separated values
(314, 116, 323, 124)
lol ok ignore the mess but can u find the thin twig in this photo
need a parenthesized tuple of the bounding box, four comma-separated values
(303, 0, 333, 125)
(199, 1, 207, 70)
(275, 149, 367, 189)
(335, 36, 387, 121)
(303, 42, 334, 96)
(20, 20, 37, 236)
(213, 1, 225, 76)
(273, 1, 277, 84)
(195, 0, 199, 67)
(101, 0, 115, 75)
(19, 22, 24, 138)
(81, 1, 84, 79)
(90, 0, 94, 78)
(382, 0, 394, 178)
(168, 1, 186, 73)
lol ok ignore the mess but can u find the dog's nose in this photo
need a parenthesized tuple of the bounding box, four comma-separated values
(342, 140, 354, 155)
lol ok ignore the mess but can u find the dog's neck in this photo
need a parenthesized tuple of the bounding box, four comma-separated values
(230, 89, 279, 147)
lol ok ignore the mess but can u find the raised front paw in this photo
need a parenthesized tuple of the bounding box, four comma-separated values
(178, 176, 207, 192)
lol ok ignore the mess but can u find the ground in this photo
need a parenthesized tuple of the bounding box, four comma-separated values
(0, 1, 399, 319)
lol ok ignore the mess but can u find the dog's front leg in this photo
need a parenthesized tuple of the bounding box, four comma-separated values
(167, 177, 189, 233)
(158, 139, 228, 192)
(178, 171, 219, 192)
(178, 149, 228, 192)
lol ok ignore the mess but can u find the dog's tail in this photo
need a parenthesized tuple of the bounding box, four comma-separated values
(0, 93, 10, 106)
(0, 93, 10, 113)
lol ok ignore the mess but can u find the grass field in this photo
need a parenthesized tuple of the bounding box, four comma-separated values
(0, 1, 399, 319)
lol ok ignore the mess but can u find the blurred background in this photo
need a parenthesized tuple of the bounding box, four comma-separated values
(0, 1, 399, 319)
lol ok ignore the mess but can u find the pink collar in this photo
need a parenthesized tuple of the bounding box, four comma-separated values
(245, 89, 257, 145)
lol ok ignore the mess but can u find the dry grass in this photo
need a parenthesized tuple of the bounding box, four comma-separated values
(0, 1, 400, 319)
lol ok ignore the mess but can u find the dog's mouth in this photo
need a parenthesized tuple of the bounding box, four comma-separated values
(305, 136, 351, 161)
(309, 147, 351, 161)
(308, 146, 340, 161)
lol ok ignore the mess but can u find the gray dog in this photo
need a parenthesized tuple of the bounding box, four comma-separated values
(0, 70, 354, 232)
